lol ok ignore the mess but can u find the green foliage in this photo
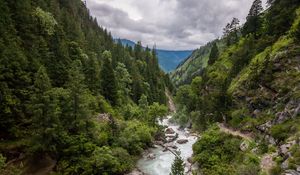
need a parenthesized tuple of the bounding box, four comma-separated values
(0, 0, 169, 174)
(34, 7, 57, 35)
(170, 154, 185, 175)
(115, 62, 132, 103)
(270, 121, 299, 143)
(0, 154, 6, 171)
(229, 108, 250, 128)
(138, 94, 149, 110)
(193, 126, 260, 175)
(264, 0, 300, 37)
(173, 106, 189, 127)
(236, 163, 260, 175)
(242, 0, 263, 37)
(148, 102, 168, 124)
(57, 146, 133, 175)
(208, 42, 219, 65)
(100, 51, 118, 106)
(117, 121, 156, 155)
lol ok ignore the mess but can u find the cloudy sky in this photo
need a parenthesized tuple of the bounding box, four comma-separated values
(86, 0, 267, 50)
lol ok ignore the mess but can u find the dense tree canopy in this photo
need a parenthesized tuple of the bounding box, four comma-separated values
(0, 0, 169, 174)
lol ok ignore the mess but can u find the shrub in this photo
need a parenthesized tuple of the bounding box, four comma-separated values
(117, 121, 155, 155)
(270, 124, 290, 142)
(236, 163, 260, 175)
(193, 126, 245, 175)
(0, 154, 6, 171)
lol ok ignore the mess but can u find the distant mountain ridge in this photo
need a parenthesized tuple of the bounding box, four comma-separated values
(115, 39, 193, 72)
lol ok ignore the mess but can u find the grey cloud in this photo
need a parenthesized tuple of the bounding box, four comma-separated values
(87, 0, 267, 50)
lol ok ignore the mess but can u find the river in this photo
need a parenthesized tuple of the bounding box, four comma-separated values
(135, 116, 198, 175)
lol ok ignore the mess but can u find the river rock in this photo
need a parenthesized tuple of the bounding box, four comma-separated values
(177, 139, 188, 144)
(154, 141, 164, 146)
(126, 169, 145, 175)
(165, 128, 175, 134)
(165, 133, 177, 138)
(187, 157, 193, 163)
(164, 143, 177, 149)
(147, 153, 156, 160)
(284, 169, 300, 175)
(166, 133, 178, 143)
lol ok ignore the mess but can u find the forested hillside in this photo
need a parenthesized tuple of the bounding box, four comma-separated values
(0, 0, 171, 174)
(173, 0, 300, 174)
(171, 39, 226, 86)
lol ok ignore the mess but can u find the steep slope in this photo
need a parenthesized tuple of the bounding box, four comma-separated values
(171, 39, 227, 86)
(174, 1, 300, 174)
(116, 39, 193, 72)
(0, 0, 170, 174)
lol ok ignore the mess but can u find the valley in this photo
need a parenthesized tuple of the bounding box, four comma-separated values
(0, 0, 300, 175)
(116, 39, 193, 72)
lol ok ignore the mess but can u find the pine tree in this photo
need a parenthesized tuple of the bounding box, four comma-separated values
(223, 18, 240, 45)
(229, 18, 240, 44)
(115, 62, 132, 98)
(34, 66, 52, 92)
(138, 94, 149, 109)
(31, 66, 61, 154)
(134, 41, 143, 60)
(223, 23, 231, 37)
(100, 50, 118, 106)
(242, 0, 263, 37)
(66, 60, 94, 132)
(170, 154, 185, 175)
(208, 42, 219, 65)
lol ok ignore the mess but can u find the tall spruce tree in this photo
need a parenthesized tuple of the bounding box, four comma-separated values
(208, 42, 219, 65)
(31, 66, 61, 154)
(223, 18, 240, 45)
(100, 50, 118, 106)
(242, 0, 263, 37)
(66, 60, 94, 132)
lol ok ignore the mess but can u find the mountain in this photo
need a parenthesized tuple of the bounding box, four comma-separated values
(115, 38, 136, 48)
(173, 1, 300, 174)
(115, 39, 193, 72)
(171, 39, 227, 86)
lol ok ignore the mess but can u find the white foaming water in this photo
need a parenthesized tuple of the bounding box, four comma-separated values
(137, 116, 197, 175)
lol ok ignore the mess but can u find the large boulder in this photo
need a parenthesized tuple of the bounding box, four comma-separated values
(166, 133, 178, 143)
(164, 143, 177, 149)
(165, 128, 175, 134)
(177, 139, 188, 144)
